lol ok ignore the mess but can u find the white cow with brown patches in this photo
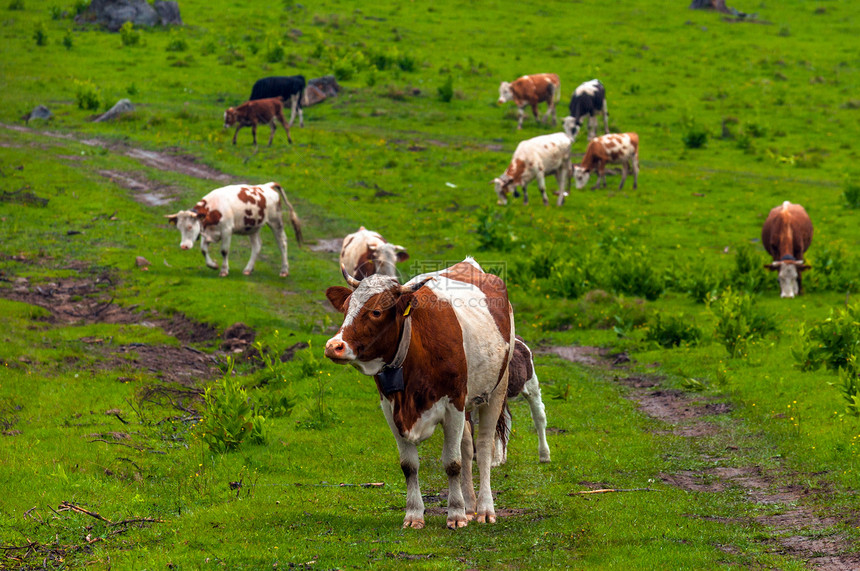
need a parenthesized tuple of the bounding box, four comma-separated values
(339, 227, 409, 280)
(493, 132, 571, 206)
(573, 132, 639, 191)
(497, 73, 560, 130)
(166, 182, 302, 277)
(324, 258, 514, 529)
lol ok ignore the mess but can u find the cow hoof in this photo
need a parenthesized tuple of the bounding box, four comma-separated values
(243, 270, 252, 275)
(447, 518, 468, 529)
(402, 519, 424, 529)
(206, 264, 218, 270)
(219, 272, 228, 277)
(279, 271, 289, 278)
(475, 513, 496, 524)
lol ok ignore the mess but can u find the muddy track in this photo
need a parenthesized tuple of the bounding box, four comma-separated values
(547, 345, 860, 570)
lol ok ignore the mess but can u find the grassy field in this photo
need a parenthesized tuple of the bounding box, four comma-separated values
(1, 0, 859, 568)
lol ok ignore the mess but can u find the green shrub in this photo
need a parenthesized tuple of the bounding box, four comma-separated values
(74, 79, 101, 110)
(549, 261, 590, 300)
(804, 242, 856, 293)
(165, 31, 187, 52)
(120, 21, 140, 47)
(607, 247, 664, 301)
(843, 183, 860, 209)
(62, 29, 73, 50)
(265, 43, 284, 63)
(8, 0, 24, 9)
(710, 288, 777, 358)
(72, 0, 89, 16)
(685, 270, 723, 304)
(438, 75, 454, 103)
(33, 23, 47, 46)
(731, 244, 767, 294)
(791, 304, 860, 372)
(397, 53, 416, 72)
(49, 5, 63, 19)
(682, 126, 708, 149)
(198, 359, 266, 452)
(836, 359, 860, 416)
(475, 208, 518, 252)
(645, 313, 702, 348)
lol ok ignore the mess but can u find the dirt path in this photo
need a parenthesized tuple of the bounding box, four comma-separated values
(547, 345, 860, 570)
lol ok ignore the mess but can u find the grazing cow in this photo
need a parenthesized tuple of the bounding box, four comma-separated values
(761, 201, 813, 298)
(249, 75, 306, 128)
(165, 182, 302, 277)
(223, 98, 292, 146)
(497, 73, 561, 130)
(562, 79, 610, 143)
(492, 336, 551, 466)
(492, 132, 571, 207)
(324, 258, 514, 529)
(573, 132, 639, 191)
(340, 227, 409, 279)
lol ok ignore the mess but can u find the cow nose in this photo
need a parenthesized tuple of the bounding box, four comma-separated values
(180, 245, 189, 250)
(324, 338, 346, 359)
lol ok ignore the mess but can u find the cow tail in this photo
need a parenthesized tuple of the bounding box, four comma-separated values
(496, 398, 511, 459)
(553, 77, 561, 104)
(276, 184, 303, 246)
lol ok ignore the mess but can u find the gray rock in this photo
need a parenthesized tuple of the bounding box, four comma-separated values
(95, 99, 134, 122)
(78, 0, 161, 31)
(24, 105, 52, 123)
(154, 1, 182, 26)
(304, 75, 341, 106)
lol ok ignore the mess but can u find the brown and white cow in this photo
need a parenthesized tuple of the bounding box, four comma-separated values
(497, 73, 560, 130)
(166, 182, 302, 277)
(493, 132, 571, 207)
(340, 227, 409, 279)
(324, 258, 514, 529)
(223, 97, 292, 146)
(761, 201, 813, 298)
(573, 132, 639, 191)
(492, 336, 550, 466)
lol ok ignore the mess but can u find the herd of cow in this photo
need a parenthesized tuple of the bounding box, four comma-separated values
(163, 72, 814, 529)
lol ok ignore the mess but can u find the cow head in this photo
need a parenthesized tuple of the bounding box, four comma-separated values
(497, 82, 513, 105)
(223, 108, 237, 128)
(492, 174, 514, 205)
(765, 260, 810, 298)
(573, 165, 591, 189)
(165, 210, 204, 250)
(562, 116, 581, 142)
(324, 272, 431, 375)
(368, 243, 409, 277)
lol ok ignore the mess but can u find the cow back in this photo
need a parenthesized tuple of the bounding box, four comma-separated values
(762, 202, 813, 260)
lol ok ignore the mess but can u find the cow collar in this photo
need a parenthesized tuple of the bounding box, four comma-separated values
(377, 302, 413, 396)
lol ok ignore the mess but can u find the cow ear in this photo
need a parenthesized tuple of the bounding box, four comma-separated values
(326, 286, 352, 313)
(395, 250, 409, 263)
(195, 210, 206, 219)
(799, 264, 811, 271)
(165, 214, 178, 226)
(764, 263, 778, 271)
(395, 291, 416, 316)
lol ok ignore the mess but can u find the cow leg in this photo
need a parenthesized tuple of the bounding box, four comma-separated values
(287, 95, 298, 128)
(520, 375, 551, 463)
(536, 172, 549, 206)
(381, 400, 424, 528)
(243, 231, 262, 275)
(460, 419, 477, 519)
(632, 155, 639, 189)
(602, 100, 610, 134)
(442, 409, 468, 529)
(267, 121, 277, 147)
(516, 105, 525, 130)
(275, 112, 292, 145)
(544, 101, 556, 125)
(588, 115, 598, 140)
(232, 125, 242, 145)
(592, 164, 605, 190)
(556, 163, 570, 207)
(268, 219, 290, 277)
(530, 102, 540, 125)
(251, 123, 258, 146)
(473, 378, 507, 523)
(521, 184, 529, 205)
(619, 161, 629, 190)
(218, 232, 232, 277)
(200, 238, 218, 270)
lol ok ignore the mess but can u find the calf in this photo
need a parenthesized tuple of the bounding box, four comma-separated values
(325, 258, 514, 529)
(250, 75, 306, 128)
(340, 227, 409, 279)
(493, 336, 551, 466)
(165, 182, 302, 277)
(497, 73, 560, 130)
(761, 201, 813, 298)
(562, 79, 610, 144)
(492, 132, 571, 207)
(573, 132, 639, 191)
(223, 98, 292, 146)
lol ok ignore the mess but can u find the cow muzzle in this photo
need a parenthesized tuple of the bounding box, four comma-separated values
(324, 337, 354, 364)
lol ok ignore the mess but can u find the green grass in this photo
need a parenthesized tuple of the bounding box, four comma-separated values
(1, 0, 859, 568)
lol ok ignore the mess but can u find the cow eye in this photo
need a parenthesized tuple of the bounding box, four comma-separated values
(371, 309, 382, 318)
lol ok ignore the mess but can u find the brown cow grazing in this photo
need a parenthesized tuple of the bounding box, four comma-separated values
(223, 97, 292, 146)
(340, 227, 409, 279)
(573, 132, 639, 191)
(324, 258, 514, 529)
(761, 201, 813, 298)
(492, 336, 550, 466)
(497, 73, 560, 130)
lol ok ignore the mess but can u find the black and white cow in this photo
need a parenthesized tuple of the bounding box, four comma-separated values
(562, 79, 609, 144)
(249, 75, 306, 128)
